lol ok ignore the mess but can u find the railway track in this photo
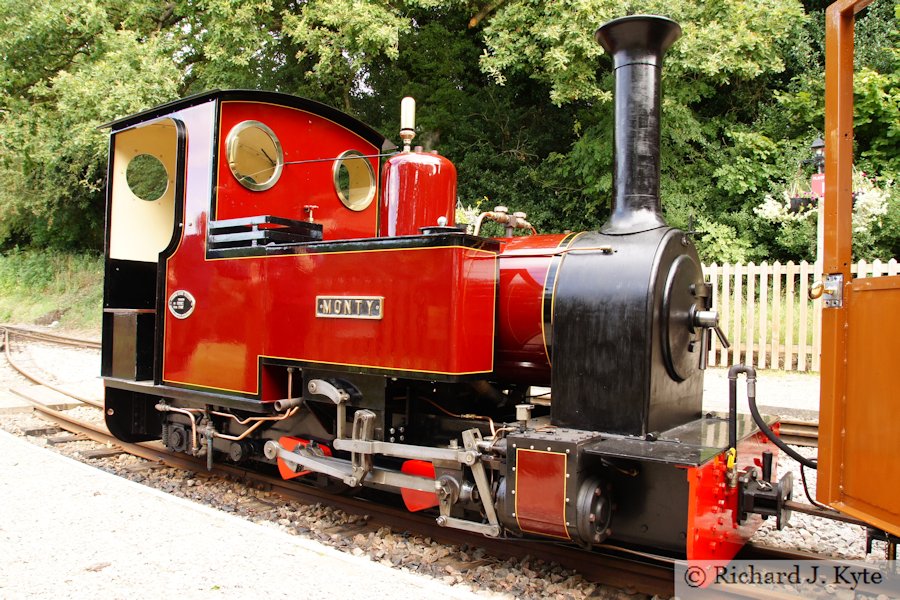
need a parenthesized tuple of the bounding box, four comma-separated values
(1, 325, 101, 350)
(777, 419, 818, 447)
(1, 326, 832, 598)
(2, 327, 101, 407)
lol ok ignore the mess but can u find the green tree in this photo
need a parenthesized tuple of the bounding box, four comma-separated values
(282, 0, 411, 112)
(0, 1, 182, 248)
(354, 3, 580, 232)
(0, 0, 896, 261)
(748, 0, 899, 260)
(478, 0, 809, 237)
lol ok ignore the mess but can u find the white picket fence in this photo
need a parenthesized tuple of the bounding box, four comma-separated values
(702, 259, 898, 372)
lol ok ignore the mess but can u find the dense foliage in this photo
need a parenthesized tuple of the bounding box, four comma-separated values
(0, 0, 896, 261)
(0, 248, 103, 328)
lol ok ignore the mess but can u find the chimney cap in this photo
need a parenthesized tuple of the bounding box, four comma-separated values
(595, 15, 682, 69)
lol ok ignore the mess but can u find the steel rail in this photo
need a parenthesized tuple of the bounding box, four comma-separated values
(777, 419, 819, 447)
(12, 392, 866, 599)
(3, 330, 102, 407)
(1, 325, 101, 349)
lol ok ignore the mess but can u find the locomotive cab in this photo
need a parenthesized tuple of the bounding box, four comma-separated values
(101, 90, 499, 443)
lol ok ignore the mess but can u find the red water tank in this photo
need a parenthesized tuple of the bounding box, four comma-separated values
(379, 149, 456, 237)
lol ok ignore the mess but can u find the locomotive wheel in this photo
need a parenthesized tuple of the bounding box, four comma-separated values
(574, 476, 612, 547)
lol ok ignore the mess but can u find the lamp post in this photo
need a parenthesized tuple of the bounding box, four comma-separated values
(812, 137, 825, 175)
(812, 137, 825, 264)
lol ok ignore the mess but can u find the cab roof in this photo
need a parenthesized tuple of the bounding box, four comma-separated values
(103, 89, 394, 151)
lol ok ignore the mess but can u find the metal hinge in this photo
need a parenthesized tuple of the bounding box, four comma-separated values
(822, 273, 844, 308)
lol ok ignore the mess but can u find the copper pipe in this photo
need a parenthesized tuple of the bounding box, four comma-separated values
(420, 396, 496, 436)
(156, 403, 299, 445)
(213, 407, 299, 442)
(209, 408, 298, 426)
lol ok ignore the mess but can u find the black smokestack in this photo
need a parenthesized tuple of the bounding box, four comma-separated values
(595, 15, 681, 235)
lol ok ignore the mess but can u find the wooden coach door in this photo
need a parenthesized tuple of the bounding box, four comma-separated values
(817, 0, 900, 536)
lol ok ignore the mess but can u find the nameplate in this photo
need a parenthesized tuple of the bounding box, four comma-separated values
(315, 296, 383, 320)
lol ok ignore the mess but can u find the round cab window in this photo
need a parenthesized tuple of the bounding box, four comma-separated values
(225, 121, 283, 191)
(333, 150, 376, 211)
(126, 154, 168, 201)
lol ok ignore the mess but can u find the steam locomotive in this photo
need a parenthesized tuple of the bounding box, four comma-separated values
(101, 15, 792, 562)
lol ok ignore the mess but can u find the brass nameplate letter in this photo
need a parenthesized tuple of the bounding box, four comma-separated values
(316, 296, 384, 320)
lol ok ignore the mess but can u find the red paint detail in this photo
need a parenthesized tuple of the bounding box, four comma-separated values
(515, 449, 570, 539)
(494, 234, 567, 385)
(380, 151, 456, 236)
(277, 436, 332, 480)
(400, 460, 439, 512)
(811, 173, 825, 199)
(164, 245, 497, 395)
(216, 102, 379, 241)
(685, 423, 781, 563)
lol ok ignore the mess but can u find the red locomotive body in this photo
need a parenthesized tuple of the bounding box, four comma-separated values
(163, 243, 498, 394)
(102, 16, 792, 564)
